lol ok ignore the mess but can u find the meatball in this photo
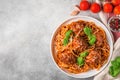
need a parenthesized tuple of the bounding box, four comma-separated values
(57, 50, 76, 65)
(96, 33, 103, 47)
(71, 22, 84, 34)
(72, 37, 88, 54)
(86, 50, 101, 68)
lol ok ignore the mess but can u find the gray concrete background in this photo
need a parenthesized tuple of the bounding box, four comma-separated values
(0, 0, 100, 80)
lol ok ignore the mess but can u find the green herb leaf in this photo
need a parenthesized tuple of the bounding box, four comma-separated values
(65, 30, 73, 38)
(84, 27, 92, 36)
(112, 68, 120, 77)
(109, 56, 120, 77)
(77, 57, 84, 66)
(63, 30, 73, 46)
(80, 51, 89, 57)
(115, 56, 120, 63)
(63, 38, 69, 46)
(110, 65, 120, 77)
(109, 66, 114, 76)
(111, 61, 120, 69)
(89, 34, 96, 45)
(84, 27, 96, 45)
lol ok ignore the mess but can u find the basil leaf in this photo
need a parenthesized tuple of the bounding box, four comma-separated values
(77, 57, 84, 66)
(109, 56, 120, 77)
(88, 34, 94, 40)
(112, 68, 120, 77)
(63, 38, 69, 46)
(84, 27, 96, 45)
(65, 30, 73, 38)
(113, 68, 120, 77)
(63, 30, 73, 46)
(84, 27, 92, 36)
(89, 34, 96, 45)
(116, 56, 120, 63)
(80, 51, 89, 57)
(109, 66, 114, 76)
(111, 61, 120, 69)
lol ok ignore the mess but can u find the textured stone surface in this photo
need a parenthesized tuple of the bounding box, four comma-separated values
(0, 0, 100, 80)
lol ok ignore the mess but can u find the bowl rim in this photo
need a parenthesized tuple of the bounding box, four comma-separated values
(50, 15, 113, 78)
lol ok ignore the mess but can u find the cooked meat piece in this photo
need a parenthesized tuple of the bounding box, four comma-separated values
(71, 22, 84, 34)
(96, 33, 103, 47)
(57, 49, 76, 65)
(72, 37, 88, 54)
(86, 50, 101, 68)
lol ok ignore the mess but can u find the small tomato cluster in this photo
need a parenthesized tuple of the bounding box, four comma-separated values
(79, 0, 120, 15)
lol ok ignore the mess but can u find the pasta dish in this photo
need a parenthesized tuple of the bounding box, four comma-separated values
(53, 20, 110, 74)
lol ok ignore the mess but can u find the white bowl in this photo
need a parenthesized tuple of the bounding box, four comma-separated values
(51, 16, 113, 78)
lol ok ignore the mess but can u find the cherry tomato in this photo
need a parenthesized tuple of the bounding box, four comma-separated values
(103, 3, 113, 13)
(112, 0, 120, 6)
(90, 3, 101, 13)
(80, 0, 90, 10)
(114, 5, 120, 15)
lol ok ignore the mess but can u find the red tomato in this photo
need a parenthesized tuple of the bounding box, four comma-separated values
(103, 3, 113, 13)
(90, 3, 101, 13)
(114, 5, 120, 15)
(112, 0, 120, 6)
(80, 0, 90, 10)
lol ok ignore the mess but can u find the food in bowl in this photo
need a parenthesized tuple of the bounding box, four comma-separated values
(52, 20, 110, 74)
